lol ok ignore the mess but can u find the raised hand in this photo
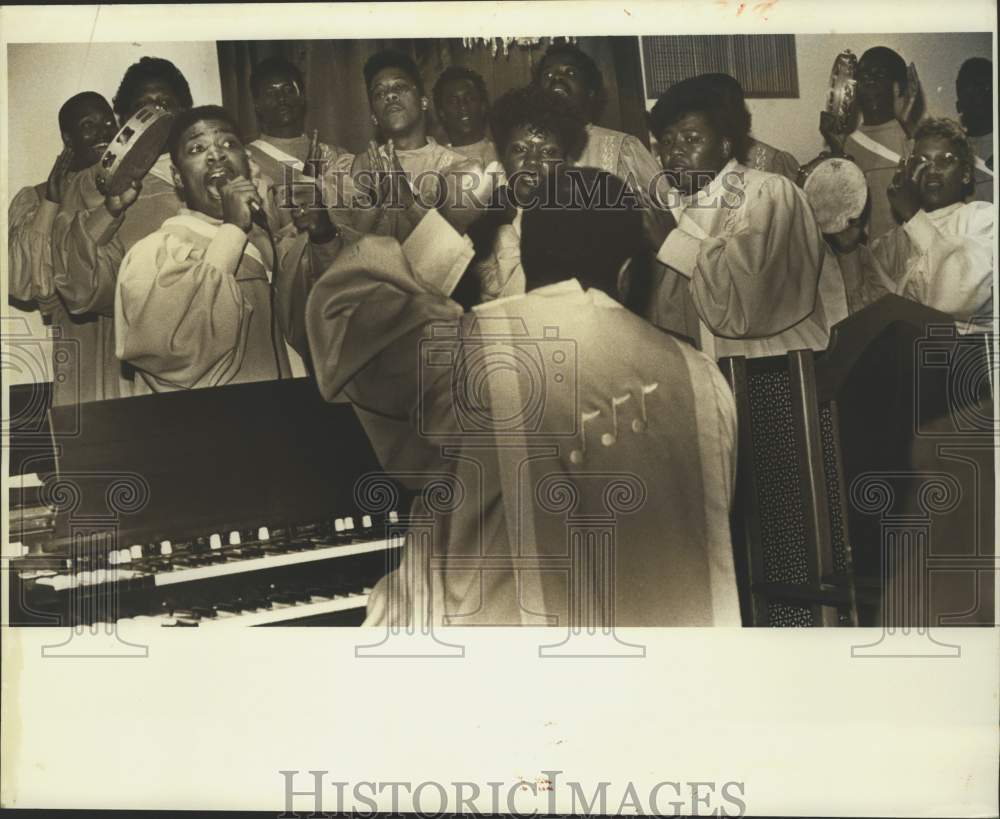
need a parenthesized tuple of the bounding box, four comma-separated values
(45, 148, 75, 205)
(304, 129, 323, 179)
(220, 175, 262, 232)
(893, 63, 922, 135)
(99, 176, 143, 218)
(887, 156, 922, 224)
(438, 159, 500, 233)
(819, 111, 848, 157)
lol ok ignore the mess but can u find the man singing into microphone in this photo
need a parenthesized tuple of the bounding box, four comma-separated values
(112, 105, 347, 393)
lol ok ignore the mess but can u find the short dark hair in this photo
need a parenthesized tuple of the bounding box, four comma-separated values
(58, 91, 110, 134)
(168, 105, 242, 166)
(363, 50, 424, 96)
(113, 56, 193, 122)
(859, 47, 908, 90)
(250, 55, 305, 98)
(695, 73, 753, 136)
(432, 65, 489, 113)
(957, 57, 992, 90)
(648, 77, 752, 164)
(534, 42, 607, 121)
(489, 86, 588, 162)
(521, 167, 646, 306)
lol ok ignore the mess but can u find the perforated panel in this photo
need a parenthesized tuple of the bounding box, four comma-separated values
(819, 405, 850, 574)
(747, 368, 813, 626)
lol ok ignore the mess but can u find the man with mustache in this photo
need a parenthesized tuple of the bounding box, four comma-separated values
(534, 43, 662, 207)
(646, 78, 847, 359)
(836, 118, 993, 328)
(344, 50, 465, 241)
(822, 47, 920, 241)
(7, 92, 117, 406)
(955, 57, 993, 204)
(247, 55, 346, 227)
(50, 56, 199, 400)
(433, 65, 498, 167)
(113, 106, 346, 393)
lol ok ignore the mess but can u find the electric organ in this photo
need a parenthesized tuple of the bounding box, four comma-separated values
(6, 378, 406, 627)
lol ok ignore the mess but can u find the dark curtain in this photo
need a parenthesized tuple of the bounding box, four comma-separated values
(217, 37, 650, 155)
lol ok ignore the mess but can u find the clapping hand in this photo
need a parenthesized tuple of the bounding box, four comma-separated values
(46, 148, 75, 205)
(887, 156, 923, 224)
(438, 159, 500, 233)
(893, 63, 922, 135)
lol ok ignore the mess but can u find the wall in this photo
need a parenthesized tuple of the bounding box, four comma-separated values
(642, 32, 993, 164)
(4, 41, 222, 384)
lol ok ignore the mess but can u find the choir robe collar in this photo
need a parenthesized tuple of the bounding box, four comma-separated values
(162, 207, 273, 283)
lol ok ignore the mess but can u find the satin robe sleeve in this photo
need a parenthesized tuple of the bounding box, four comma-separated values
(272, 222, 355, 361)
(306, 209, 474, 419)
(890, 203, 994, 321)
(51, 203, 125, 317)
(477, 222, 525, 301)
(656, 174, 824, 339)
(617, 135, 665, 207)
(8, 186, 60, 312)
(115, 224, 253, 390)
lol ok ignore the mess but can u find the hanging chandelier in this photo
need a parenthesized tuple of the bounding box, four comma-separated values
(461, 36, 576, 57)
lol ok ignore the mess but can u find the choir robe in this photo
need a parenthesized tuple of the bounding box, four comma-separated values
(51, 154, 282, 397)
(334, 137, 465, 241)
(7, 180, 101, 406)
(115, 208, 346, 393)
(844, 119, 911, 240)
(838, 200, 994, 329)
(966, 132, 994, 205)
(576, 123, 663, 206)
(246, 133, 346, 228)
(306, 209, 741, 628)
(746, 138, 800, 182)
(448, 137, 499, 167)
(651, 159, 849, 359)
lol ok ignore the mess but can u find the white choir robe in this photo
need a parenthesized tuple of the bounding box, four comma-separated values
(651, 159, 849, 359)
(306, 209, 742, 628)
(746, 138, 800, 183)
(116, 208, 346, 393)
(448, 137, 499, 167)
(52, 155, 283, 398)
(844, 120, 911, 240)
(332, 137, 465, 241)
(577, 124, 663, 206)
(11, 176, 133, 405)
(8, 181, 97, 407)
(838, 200, 994, 330)
(246, 134, 346, 229)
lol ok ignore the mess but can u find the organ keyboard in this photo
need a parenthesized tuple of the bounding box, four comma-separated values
(6, 378, 407, 627)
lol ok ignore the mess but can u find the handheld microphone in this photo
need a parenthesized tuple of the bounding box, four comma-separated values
(248, 199, 270, 232)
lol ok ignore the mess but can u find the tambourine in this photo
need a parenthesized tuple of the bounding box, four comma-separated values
(800, 157, 868, 234)
(825, 49, 858, 134)
(97, 105, 175, 195)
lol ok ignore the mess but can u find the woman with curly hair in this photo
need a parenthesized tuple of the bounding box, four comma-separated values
(646, 76, 848, 359)
(837, 117, 993, 328)
(466, 85, 589, 302)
